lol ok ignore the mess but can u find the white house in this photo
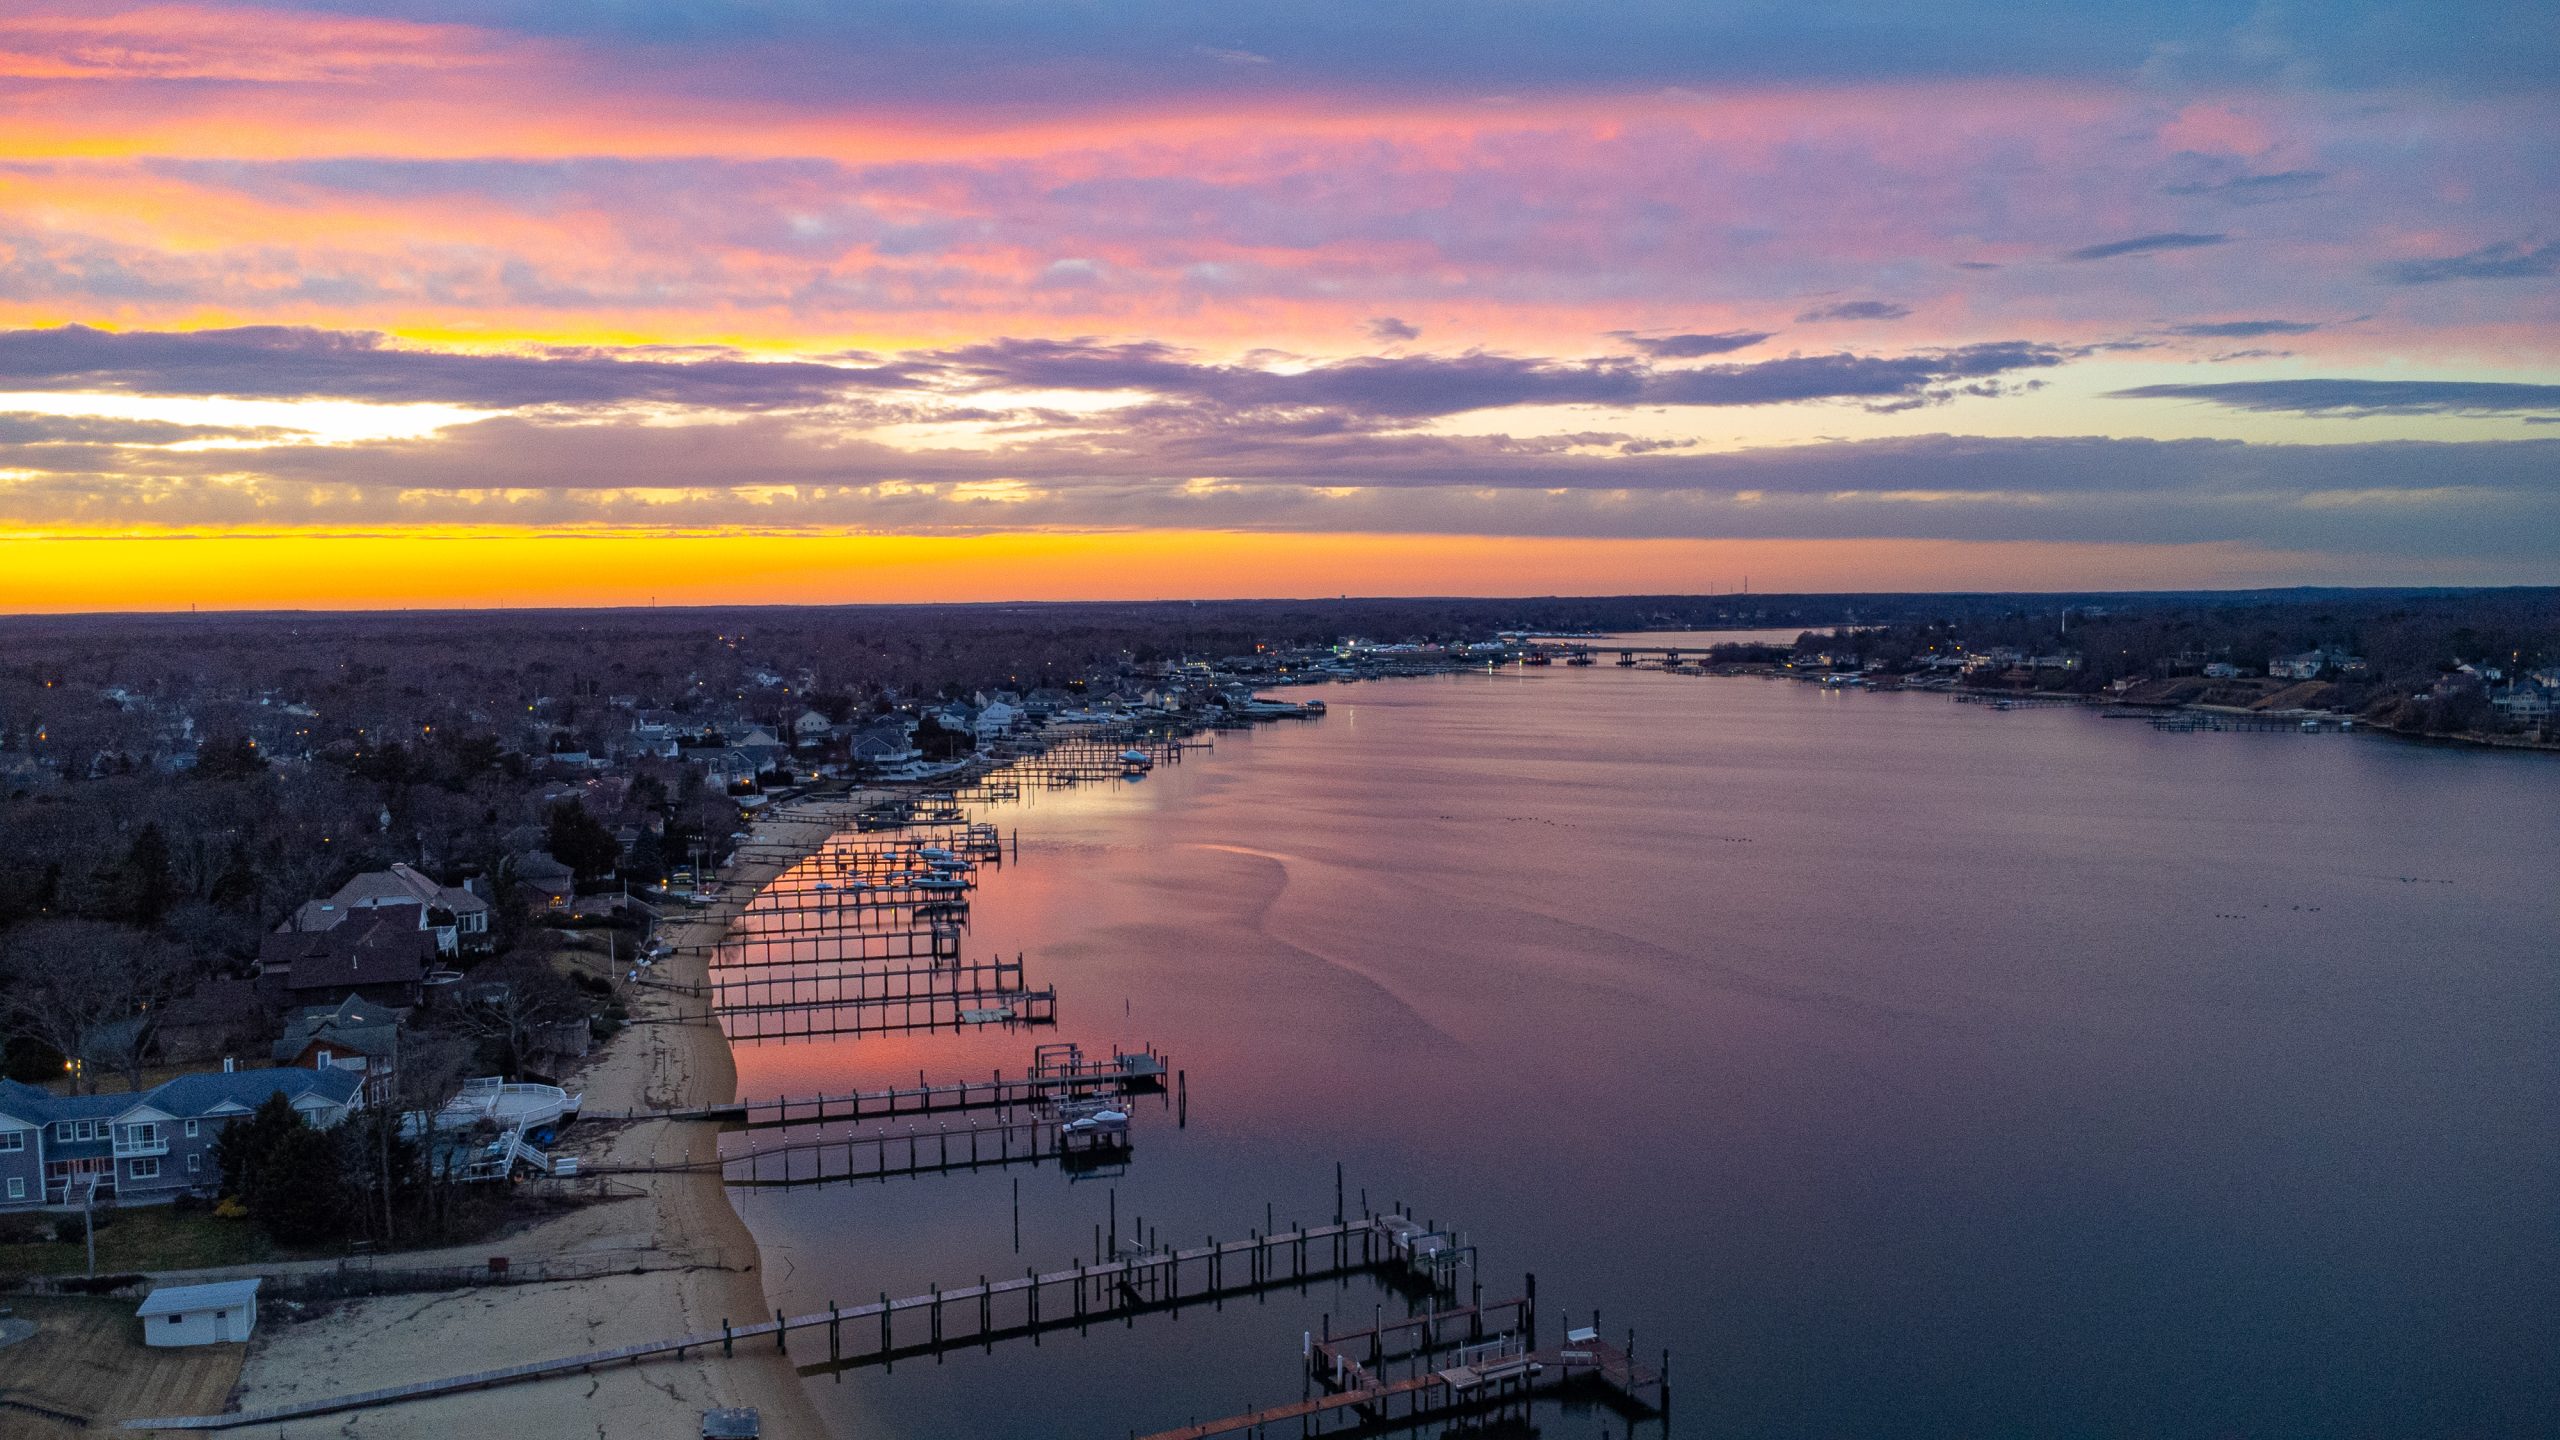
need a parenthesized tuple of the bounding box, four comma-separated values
(138, 1277, 261, 1347)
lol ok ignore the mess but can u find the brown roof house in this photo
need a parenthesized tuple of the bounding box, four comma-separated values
(155, 978, 274, 1066)
(291, 862, 493, 956)
(273, 996, 408, 1107)
(257, 905, 435, 1009)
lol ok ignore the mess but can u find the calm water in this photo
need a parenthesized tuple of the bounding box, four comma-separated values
(728, 665, 2560, 1439)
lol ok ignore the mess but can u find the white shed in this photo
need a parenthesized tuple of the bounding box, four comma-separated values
(137, 1278, 261, 1347)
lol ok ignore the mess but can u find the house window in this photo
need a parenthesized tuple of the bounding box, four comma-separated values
(76, 1120, 96, 1141)
(0, 1130, 22, 1152)
(187, 1153, 201, 1173)
(184, 1120, 199, 1138)
(129, 1157, 159, 1179)
(5, 1178, 21, 1200)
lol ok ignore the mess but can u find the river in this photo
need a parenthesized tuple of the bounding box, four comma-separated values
(725, 656, 2559, 1438)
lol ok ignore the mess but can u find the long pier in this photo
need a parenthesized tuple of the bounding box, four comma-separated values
(717, 986, 1054, 1041)
(696, 925, 962, 967)
(582, 1112, 1132, 1186)
(702, 954, 1032, 1011)
(123, 1216, 1461, 1431)
(577, 1046, 1169, 1127)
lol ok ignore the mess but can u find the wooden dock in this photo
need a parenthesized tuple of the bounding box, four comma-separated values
(696, 924, 962, 968)
(122, 1216, 1457, 1432)
(717, 986, 1055, 1042)
(701, 953, 1031, 1011)
(1143, 1290, 1667, 1440)
(578, 1046, 1169, 1127)
(1138, 1339, 1661, 1439)
(572, 1111, 1134, 1186)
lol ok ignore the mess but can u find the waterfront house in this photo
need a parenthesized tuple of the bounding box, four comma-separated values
(511, 850, 578, 911)
(0, 1067, 362, 1210)
(851, 725, 919, 767)
(273, 996, 409, 1107)
(256, 908, 435, 1008)
(2271, 647, 2369, 681)
(291, 862, 492, 955)
(2492, 683, 2553, 723)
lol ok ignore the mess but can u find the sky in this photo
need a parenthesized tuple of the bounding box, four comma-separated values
(1, 1, 2555, 609)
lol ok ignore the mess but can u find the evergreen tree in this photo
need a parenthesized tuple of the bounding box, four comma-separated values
(122, 823, 173, 928)
(544, 800, 621, 882)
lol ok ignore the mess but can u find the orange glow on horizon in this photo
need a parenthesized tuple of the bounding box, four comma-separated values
(0, 528, 2471, 614)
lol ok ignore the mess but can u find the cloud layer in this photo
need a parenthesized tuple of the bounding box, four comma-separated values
(0, 1, 2553, 587)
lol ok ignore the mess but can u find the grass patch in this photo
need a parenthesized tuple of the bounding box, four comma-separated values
(0, 1205, 278, 1276)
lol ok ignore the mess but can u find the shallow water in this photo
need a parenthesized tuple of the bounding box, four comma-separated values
(727, 664, 2560, 1438)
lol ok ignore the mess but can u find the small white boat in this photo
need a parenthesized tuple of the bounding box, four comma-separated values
(1060, 1106, 1130, 1136)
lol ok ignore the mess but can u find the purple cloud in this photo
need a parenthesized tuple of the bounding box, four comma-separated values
(1612, 331, 1773, 359)
(2062, 232, 2231, 262)
(2108, 379, 2560, 417)
(0, 324, 923, 407)
(2167, 320, 2325, 338)
(1796, 300, 1911, 323)
(2376, 239, 2560, 285)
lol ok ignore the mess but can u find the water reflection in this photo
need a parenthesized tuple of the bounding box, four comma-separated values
(732, 668, 2560, 1438)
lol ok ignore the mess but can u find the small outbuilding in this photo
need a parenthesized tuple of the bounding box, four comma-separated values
(136, 1278, 261, 1347)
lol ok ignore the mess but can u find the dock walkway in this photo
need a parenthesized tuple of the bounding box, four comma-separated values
(124, 1216, 1445, 1431)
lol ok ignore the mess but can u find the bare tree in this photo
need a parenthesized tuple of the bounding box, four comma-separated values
(452, 950, 590, 1078)
(0, 919, 196, 1092)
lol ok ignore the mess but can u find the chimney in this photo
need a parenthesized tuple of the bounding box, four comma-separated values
(222, 1056, 236, 1073)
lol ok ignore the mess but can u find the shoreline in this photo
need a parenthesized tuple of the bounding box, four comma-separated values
(215, 815, 844, 1438)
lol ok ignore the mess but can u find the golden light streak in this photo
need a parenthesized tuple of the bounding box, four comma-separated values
(0, 528, 2469, 613)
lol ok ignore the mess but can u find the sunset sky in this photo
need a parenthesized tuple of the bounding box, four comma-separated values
(2, 1, 2555, 609)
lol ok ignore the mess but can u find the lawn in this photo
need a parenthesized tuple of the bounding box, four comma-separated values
(0, 1204, 277, 1277)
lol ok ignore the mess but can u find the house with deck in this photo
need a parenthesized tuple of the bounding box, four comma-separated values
(257, 907, 435, 1008)
(0, 1068, 361, 1210)
(291, 862, 492, 956)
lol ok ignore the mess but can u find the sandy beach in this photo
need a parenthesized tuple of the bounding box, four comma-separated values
(196, 816, 842, 1438)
